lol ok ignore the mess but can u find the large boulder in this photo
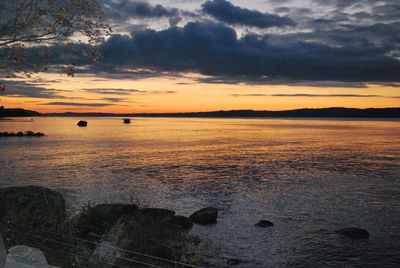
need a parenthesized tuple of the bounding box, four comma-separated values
(189, 207, 218, 225)
(0, 186, 66, 227)
(0, 186, 65, 210)
(154, 245, 177, 260)
(6, 245, 59, 267)
(89, 241, 122, 267)
(78, 203, 138, 237)
(335, 227, 369, 239)
(167, 215, 193, 230)
(138, 208, 175, 221)
(90, 204, 138, 220)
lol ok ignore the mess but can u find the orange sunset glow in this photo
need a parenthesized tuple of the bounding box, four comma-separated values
(2, 73, 400, 113)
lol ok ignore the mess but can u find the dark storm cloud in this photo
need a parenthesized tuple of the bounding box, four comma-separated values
(14, 1, 399, 87)
(81, 65, 187, 80)
(42, 102, 113, 107)
(201, 0, 295, 28)
(196, 76, 370, 87)
(1, 80, 73, 99)
(312, 0, 358, 9)
(274, 7, 290, 13)
(313, 0, 400, 11)
(371, 4, 400, 22)
(295, 21, 400, 52)
(104, 0, 179, 20)
(269, 0, 292, 4)
(98, 21, 400, 83)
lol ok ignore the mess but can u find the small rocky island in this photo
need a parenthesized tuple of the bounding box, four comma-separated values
(77, 120, 88, 127)
(0, 131, 44, 137)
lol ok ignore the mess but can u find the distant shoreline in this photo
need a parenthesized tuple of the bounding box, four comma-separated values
(1, 107, 400, 118)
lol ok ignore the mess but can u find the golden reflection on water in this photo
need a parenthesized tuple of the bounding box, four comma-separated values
(1, 117, 400, 266)
(1, 116, 398, 199)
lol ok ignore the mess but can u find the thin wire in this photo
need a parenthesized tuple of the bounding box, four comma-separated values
(8, 224, 199, 268)
(11, 232, 164, 268)
(20, 242, 132, 268)
(42, 229, 199, 268)
(10, 230, 163, 268)
(5, 220, 11, 254)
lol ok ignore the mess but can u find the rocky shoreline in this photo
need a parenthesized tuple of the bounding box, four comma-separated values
(0, 186, 214, 267)
(0, 186, 371, 267)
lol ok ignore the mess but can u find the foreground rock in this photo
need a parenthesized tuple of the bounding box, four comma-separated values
(90, 241, 122, 267)
(0, 186, 203, 267)
(89, 204, 138, 221)
(6, 245, 59, 268)
(189, 207, 218, 225)
(0, 185, 66, 226)
(255, 220, 274, 227)
(154, 245, 177, 260)
(335, 227, 369, 239)
(168, 215, 193, 230)
(139, 207, 175, 221)
(78, 203, 138, 236)
(1, 233, 6, 268)
(77, 205, 187, 237)
(77, 205, 201, 265)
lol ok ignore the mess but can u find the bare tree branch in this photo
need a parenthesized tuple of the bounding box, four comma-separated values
(0, 0, 112, 88)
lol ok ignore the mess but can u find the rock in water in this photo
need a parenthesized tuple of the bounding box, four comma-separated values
(227, 258, 241, 265)
(255, 220, 274, 227)
(77, 120, 87, 126)
(189, 207, 218, 225)
(335, 227, 370, 239)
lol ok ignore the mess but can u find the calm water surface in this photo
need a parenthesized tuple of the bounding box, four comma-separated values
(1, 117, 399, 267)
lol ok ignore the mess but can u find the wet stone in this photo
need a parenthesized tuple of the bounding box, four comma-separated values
(255, 220, 274, 227)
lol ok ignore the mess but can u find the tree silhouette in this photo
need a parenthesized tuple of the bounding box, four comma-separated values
(0, 0, 111, 91)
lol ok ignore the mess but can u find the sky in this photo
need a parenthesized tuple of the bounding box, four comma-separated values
(1, 0, 400, 113)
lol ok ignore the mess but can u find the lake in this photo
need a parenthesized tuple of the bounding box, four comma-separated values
(1, 117, 399, 267)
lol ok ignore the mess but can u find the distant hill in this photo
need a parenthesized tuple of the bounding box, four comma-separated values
(46, 107, 400, 118)
(0, 107, 42, 117)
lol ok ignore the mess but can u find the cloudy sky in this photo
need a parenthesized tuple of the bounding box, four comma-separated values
(2, 0, 400, 113)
